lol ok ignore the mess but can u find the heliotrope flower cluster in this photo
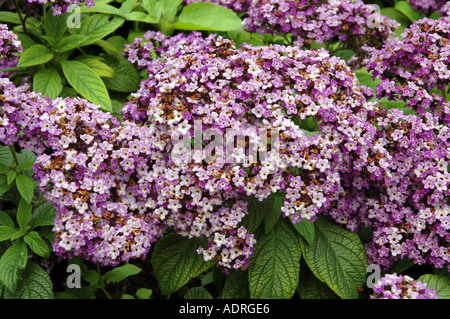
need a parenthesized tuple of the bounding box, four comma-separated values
(406, 0, 447, 14)
(359, 108, 450, 270)
(124, 31, 385, 269)
(364, 17, 450, 116)
(440, 2, 450, 18)
(242, 0, 399, 59)
(0, 24, 22, 60)
(27, 0, 95, 15)
(371, 273, 438, 299)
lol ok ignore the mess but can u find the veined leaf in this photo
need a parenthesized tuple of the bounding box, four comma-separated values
(418, 274, 450, 299)
(299, 215, 367, 299)
(75, 56, 115, 78)
(60, 60, 112, 111)
(152, 232, 214, 295)
(33, 68, 63, 99)
(15, 174, 35, 204)
(248, 218, 301, 299)
(17, 198, 32, 231)
(75, 14, 124, 46)
(4, 261, 53, 299)
(24, 231, 50, 259)
(0, 239, 28, 291)
(17, 44, 53, 67)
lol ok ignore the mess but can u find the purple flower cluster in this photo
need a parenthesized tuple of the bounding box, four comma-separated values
(360, 108, 450, 270)
(365, 18, 450, 115)
(124, 31, 383, 269)
(371, 273, 438, 299)
(440, 2, 450, 18)
(243, 0, 399, 56)
(0, 24, 22, 60)
(27, 0, 95, 15)
(406, 0, 447, 14)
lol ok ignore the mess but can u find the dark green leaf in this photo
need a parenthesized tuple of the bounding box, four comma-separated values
(55, 34, 90, 52)
(0, 210, 15, 228)
(248, 218, 301, 299)
(0, 225, 17, 242)
(15, 174, 35, 203)
(24, 231, 50, 259)
(291, 218, 315, 246)
(102, 56, 140, 93)
(299, 215, 367, 299)
(152, 232, 214, 295)
(17, 198, 32, 231)
(4, 261, 53, 299)
(184, 286, 213, 299)
(0, 239, 28, 291)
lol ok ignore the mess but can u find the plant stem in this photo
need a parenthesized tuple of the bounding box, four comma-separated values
(12, 0, 28, 35)
(442, 88, 448, 103)
(8, 144, 19, 167)
(97, 263, 112, 299)
(32, 198, 47, 210)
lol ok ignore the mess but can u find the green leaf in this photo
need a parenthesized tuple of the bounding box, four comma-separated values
(0, 225, 17, 242)
(0, 146, 13, 166)
(15, 174, 35, 204)
(30, 202, 56, 230)
(16, 161, 35, 172)
(0, 175, 13, 197)
(75, 56, 115, 78)
(184, 286, 213, 299)
(17, 44, 54, 68)
(297, 263, 339, 299)
(263, 192, 285, 234)
(220, 269, 250, 299)
(7, 170, 16, 185)
(102, 56, 140, 93)
(152, 232, 214, 295)
(394, 1, 425, 22)
(16, 149, 37, 178)
(44, 10, 68, 45)
(124, 11, 159, 24)
(248, 218, 301, 299)
(0, 210, 15, 228)
(102, 263, 142, 283)
(55, 34, 90, 53)
(60, 60, 112, 111)
(17, 198, 32, 231)
(299, 215, 367, 299)
(4, 261, 53, 299)
(291, 218, 315, 246)
(174, 2, 242, 31)
(75, 14, 125, 46)
(239, 197, 267, 234)
(33, 68, 63, 99)
(80, 3, 125, 17)
(0, 239, 28, 291)
(24, 231, 50, 259)
(136, 288, 153, 299)
(418, 274, 450, 299)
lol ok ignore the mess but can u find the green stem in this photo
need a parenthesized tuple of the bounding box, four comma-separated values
(32, 198, 47, 210)
(442, 88, 448, 103)
(12, 0, 28, 35)
(8, 144, 19, 167)
(97, 263, 112, 299)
